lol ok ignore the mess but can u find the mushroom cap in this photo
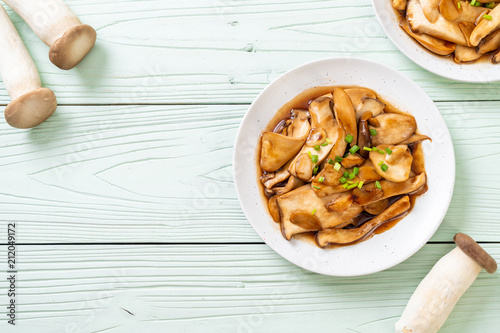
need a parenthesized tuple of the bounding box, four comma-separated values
(454, 233, 497, 274)
(49, 24, 97, 70)
(4, 88, 57, 129)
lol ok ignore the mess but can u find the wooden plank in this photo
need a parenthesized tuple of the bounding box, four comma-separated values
(0, 244, 498, 332)
(0, 102, 499, 243)
(1, 0, 500, 105)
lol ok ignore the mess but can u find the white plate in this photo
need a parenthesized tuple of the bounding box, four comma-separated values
(372, 0, 500, 82)
(233, 57, 455, 276)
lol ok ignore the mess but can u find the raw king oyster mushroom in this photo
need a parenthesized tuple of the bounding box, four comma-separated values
(258, 85, 430, 249)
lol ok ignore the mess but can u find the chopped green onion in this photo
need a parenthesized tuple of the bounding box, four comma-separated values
(339, 177, 347, 184)
(484, 14, 493, 20)
(358, 181, 364, 189)
(344, 171, 349, 177)
(321, 142, 328, 147)
(370, 129, 377, 136)
(343, 183, 349, 189)
(318, 176, 324, 183)
(313, 165, 319, 175)
(471, 0, 477, 5)
(378, 160, 384, 166)
(363, 147, 372, 151)
(311, 154, 318, 163)
(474, 1, 482, 5)
(347, 180, 354, 184)
(385, 147, 393, 155)
(347, 182, 358, 190)
(312, 208, 317, 215)
(334, 162, 341, 171)
(353, 167, 359, 175)
(335, 156, 343, 163)
(313, 185, 321, 190)
(348, 172, 355, 180)
(375, 181, 382, 189)
(457, 2, 461, 9)
(345, 134, 354, 143)
(325, 138, 332, 144)
(308, 151, 312, 159)
(381, 164, 389, 172)
(349, 145, 360, 154)
(486, 2, 495, 9)
(314, 145, 320, 151)
(328, 158, 334, 165)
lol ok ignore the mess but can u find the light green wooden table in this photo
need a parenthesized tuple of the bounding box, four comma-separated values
(0, 1, 499, 332)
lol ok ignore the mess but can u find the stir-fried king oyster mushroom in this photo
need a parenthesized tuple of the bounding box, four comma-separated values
(395, 0, 500, 63)
(259, 86, 430, 248)
(0, 5, 57, 128)
(3, 0, 97, 70)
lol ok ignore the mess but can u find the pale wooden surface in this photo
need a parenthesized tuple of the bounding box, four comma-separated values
(0, 0, 499, 332)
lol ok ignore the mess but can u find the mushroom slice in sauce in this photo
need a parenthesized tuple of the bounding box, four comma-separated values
(399, 16, 456, 55)
(458, 22, 476, 47)
(289, 211, 322, 231)
(477, 29, 500, 54)
(454, 45, 483, 63)
(273, 176, 305, 195)
(370, 145, 413, 182)
(341, 154, 365, 169)
(470, 4, 500, 46)
(268, 195, 281, 222)
(277, 185, 362, 240)
(261, 159, 293, 189)
(439, 0, 462, 21)
(315, 196, 411, 247)
(358, 111, 373, 158)
(364, 199, 390, 215)
(260, 110, 310, 172)
(345, 88, 377, 111)
(455, 3, 489, 24)
(407, 0, 468, 45)
(393, 0, 407, 10)
(355, 97, 386, 121)
(420, 0, 441, 23)
(326, 192, 354, 213)
(352, 173, 426, 206)
(333, 88, 357, 145)
(400, 134, 431, 145)
(288, 98, 336, 181)
(492, 48, 500, 63)
(369, 113, 417, 145)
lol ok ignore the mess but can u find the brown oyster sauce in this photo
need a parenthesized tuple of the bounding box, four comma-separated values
(256, 86, 427, 249)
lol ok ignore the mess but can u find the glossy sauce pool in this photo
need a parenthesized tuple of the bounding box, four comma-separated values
(256, 86, 427, 248)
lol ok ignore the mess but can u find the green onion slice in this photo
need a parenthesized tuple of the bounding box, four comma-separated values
(370, 129, 377, 136)
(345, 134, 353, 143)
(334, 162, 341, 171)
(375, 181, 382, 189)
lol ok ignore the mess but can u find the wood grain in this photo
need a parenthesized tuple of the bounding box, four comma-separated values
(0, 244, 498, 332)
(1, 0, 500, 105)
(0, 102, 499, 243)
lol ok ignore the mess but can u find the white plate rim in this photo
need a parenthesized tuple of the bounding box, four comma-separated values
(371, 0, 500, 82)
(233, 57, 455, 276)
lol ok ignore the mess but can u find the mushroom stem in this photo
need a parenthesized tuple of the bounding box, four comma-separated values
(0, 5, 57, 128)
(3, 0, 96, 70)
(395, 233, 497, 333)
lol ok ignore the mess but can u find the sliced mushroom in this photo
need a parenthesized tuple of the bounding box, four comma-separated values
(352, 173, 426, 206)
(455, 3, 489, 24)
(358, 111, 373, 158)
(261, 159, 293, 189)
(341, 154, 365, 169)
(273, 176, 305, 195)
(370, 145, 413, 182)
(268, 196, 281, 222)
(277, 185, 362, 240)
(326, 192, 354, 213)
(477, 29, 500, 53)
(400, 134, 432, 145)
(369, 113, 417, 145)
(492, 48, 500, 63)
(458, 22, 476, 46)
(470, 4, 500, 46)
(411, 143, 427, 174)
(407, 0, 468, 45)
(289, 98, 336, 180)
(454, 45, 483, 63)
(333, 88, 357, 145)
(364, 199, 390, 215)
(400, 16, 456, 55)
(393, 0, 408, 10)
(439, 0, 462, 21)
(260, 110, 310, 172)
(316, 196, 411, 247)
(355, 97, 386, 121)
(420, 0, 441, 22)
(345, 88, 377, 111)
(289, 211, 322, 231)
